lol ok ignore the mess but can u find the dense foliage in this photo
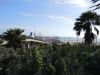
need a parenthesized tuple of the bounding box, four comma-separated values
(2, 28, 26, 48)
(0, 44, 100, 75)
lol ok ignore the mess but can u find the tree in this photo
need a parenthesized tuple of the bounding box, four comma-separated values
(2, 28, 26, 48)
(73, 11, 100, 45)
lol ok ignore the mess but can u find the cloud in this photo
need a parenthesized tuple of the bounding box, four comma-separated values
(19, 12, 35, 17)
(45, 15, 74, 22)
(69, 0, 89, 8)
(49, 0, 89, 8)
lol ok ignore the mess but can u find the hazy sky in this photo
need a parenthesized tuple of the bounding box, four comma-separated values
(0, 0, 99, 37)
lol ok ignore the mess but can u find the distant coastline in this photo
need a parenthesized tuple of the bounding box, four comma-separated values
(60, 37, 100, 45)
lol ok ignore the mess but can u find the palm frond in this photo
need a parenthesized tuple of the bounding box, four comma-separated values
(90, 0, 100, 10)
(76, 31, 81, 36)
(93, 6, 100, 10)
(90, 3, 100, 8)
(94, 26, 99, 35)
(91, 0, 99, 3)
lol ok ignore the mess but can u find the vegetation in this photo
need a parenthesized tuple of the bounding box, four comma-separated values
(73, 11, 100, 45)
(2, 28, 26, 48)
(1, 1, 100, 75)
(91, 0, 100, 10)
(0, 44, 100, 75)
(1, 11, 100, 75)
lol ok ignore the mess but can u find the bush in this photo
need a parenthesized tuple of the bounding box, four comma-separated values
(0, 44, 100, 75)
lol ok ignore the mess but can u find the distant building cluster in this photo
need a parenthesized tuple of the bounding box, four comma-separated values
(0, 32, 100, 47)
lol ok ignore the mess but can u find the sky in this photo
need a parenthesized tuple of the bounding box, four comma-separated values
(0, 0, 99, 37)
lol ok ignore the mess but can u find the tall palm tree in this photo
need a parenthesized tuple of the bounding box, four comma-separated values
(2, 28, 26, 48)
(73, 11, 100, 45)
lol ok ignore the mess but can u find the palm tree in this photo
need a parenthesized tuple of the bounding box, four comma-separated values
(2, 28, 26, 48)
(73, 11, 100, 45)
